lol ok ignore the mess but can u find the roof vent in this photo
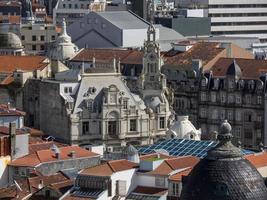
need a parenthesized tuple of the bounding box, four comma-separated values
(69, 151, 76, 159)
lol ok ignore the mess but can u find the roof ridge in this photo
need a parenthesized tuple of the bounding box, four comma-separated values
(107, 161, 116, 172)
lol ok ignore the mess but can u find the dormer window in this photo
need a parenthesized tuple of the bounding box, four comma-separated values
(110, 94, 116, 104)
(123, 100, 128, 109)
(201, 78, 207, 87)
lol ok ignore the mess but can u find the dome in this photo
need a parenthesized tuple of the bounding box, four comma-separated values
(167, 116, 201, 140)
(0, 32, 23, 49)
(180, 120, 267, 200)
(226, 59, 242, 79)
(49, 18, 78, 62)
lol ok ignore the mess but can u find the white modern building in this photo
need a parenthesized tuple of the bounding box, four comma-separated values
(177, 0, 267, 42)
(208, 0, 267, 42)
(67, 11, 184, 51)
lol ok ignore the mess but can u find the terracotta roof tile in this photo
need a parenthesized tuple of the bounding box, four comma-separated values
(71, 48, 143, 65)
(36, 145, 98, 163)
(145, 156, 199, 176)
(163, 42, 224, 69)
(0, 74, 14, 85)
(81, 159, 138, 177)
(245, 152, 267, 168)
(209, 58, 267, 80)
(0, 55, 49, 73)
(169, 168, 192, 182)
(0, 104, 26, 116)
(9, 145, 98, 167)
(132, 186, 168, 196)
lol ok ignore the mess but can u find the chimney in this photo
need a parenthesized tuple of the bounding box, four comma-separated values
(69, 151, 76, 159)
(7, 102, 11, 110)
(9, 123, 16, 160)
(192, 59, 202, 77)
(55, 152, 60, 159)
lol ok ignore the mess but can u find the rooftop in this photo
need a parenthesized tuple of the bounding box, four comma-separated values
(0, 55, 49, 74)
(209, 57, 267, 80)
(0, 104, 25, 116)
(9, 145, 99, 167)
(163, 42, 224, 69)
(138, 138, 254, 158)
(97, 11, 149, 29)
(245, 152, 267, 168)
(80, 159, 138, 177)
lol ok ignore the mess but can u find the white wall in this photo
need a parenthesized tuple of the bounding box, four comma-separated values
(0, 156, 11, 187)
(109, 168, 137, 199)
(136, 174, 169, 188)
(0, 116, 24, 128)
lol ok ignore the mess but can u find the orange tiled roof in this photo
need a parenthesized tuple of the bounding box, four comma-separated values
(132, 186, 168, 196)
(0, 172, 71, 199)
(81, 159, 138, 177)
(0, 74, 14, 85)
(245, 152, 267, 168)
(163, 42, 224, 69)
(0, 104, 26, 116)
(0, 55, 49, 73)
(145, 156, 199, 176)
(0, 15, 21, 24)
(36, 145, 98, 163)
(169, 167, 192, 182)
(9, 145, 99, 167)
(72, 48, 143, 65)
(209, 57, 267, 80)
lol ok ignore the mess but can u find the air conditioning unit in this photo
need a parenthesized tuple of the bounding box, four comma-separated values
(107, 146, 113, 153)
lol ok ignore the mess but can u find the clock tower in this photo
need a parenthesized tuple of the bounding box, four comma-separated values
(139, 23, 166, 94)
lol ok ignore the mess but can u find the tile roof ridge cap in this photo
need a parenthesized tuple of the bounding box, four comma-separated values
(107, 161, 116, 172)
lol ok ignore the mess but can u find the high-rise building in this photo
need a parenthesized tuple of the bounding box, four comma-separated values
(208, 0, 267, 42)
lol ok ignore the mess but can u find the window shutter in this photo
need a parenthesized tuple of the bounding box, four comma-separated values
(116, 180, 126, 196)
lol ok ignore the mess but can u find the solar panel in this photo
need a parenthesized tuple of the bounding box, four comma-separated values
(138, 138, 254, 158)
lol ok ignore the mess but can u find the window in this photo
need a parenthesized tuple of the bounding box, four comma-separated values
(245, 113, 253, 122)
(110, 94, 116, 103)
(123, 100, 128, 109)
(257, 115, 262, 122)
(82, 121, 89, 135)
(40, 35, 45, 41)
(220, 93, 226, 103)
(21, 35, 25, 40)
(236, 95, 241, 104)
(200, 92, 206, 101)
(32, 45, 36, 50)
(212, 109, 218, 119)
(63, 4, 66, 8)
(236, 111, 242, 121)
(108, 121, 117, 137)
(172, 183, 179, 196)
(32, 35, 36, 41)
(40, 45, 45, 50)
(220, 109, 225, 120)
(51, 35, 55, 40)
(64, 87, 72, 94)
(200, 108, 207, 118)
(155, 176, 165, 187)
(68, 4, 72, 8)
(159, 117, 165, 129)
(75, 4, 78, 8)
(235, 127, 241, 138)
(211, 92, 216, 102)
(130, 119, 137, 132)
(116, 180, 126, 196)
(256, 129, 261, 139)
(86, 100, 93, 112)
(227, 111, 233, 121)
(228, 95, 234, 103)
(257, 96, 262, 104)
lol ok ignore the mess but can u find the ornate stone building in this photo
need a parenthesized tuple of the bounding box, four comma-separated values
(25, 24, 172, 148)
(163, 56, 267, 150)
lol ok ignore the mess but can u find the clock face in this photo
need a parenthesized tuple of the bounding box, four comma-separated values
(147, 43, 155, 52)
(148, 52, 157, 61)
